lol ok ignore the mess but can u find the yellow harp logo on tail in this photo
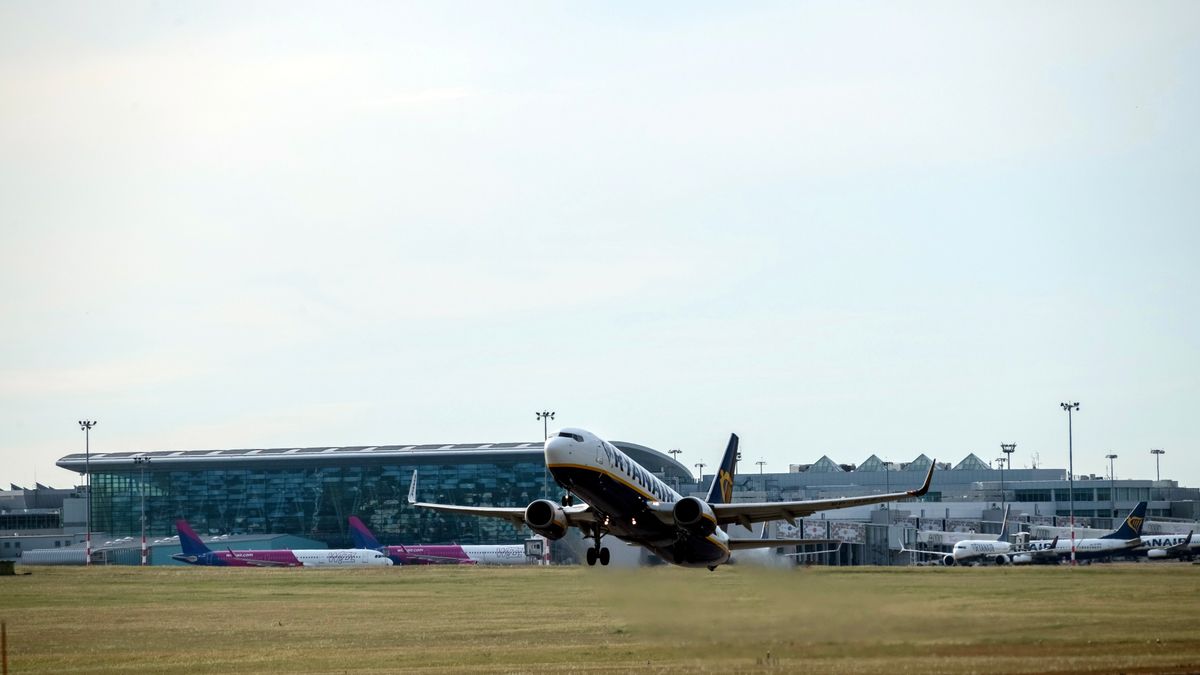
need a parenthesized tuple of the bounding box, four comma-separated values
(1126, 515, 1144, 533)
(718, 469, 733, 503)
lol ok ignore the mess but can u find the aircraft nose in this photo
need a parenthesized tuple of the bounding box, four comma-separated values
(544, 432, 581, 466)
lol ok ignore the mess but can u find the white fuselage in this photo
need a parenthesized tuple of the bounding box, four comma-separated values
(292, 549, 393, 567)
(461, 545, 531, 565)
(951, 539, 1014, 564)
(1020, 536, 1133, 559)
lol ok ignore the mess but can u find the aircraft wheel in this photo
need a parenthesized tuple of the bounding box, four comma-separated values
(599, 547, 610, 566)
(561, 493, 573, 507)
(586, 548, 598, 566)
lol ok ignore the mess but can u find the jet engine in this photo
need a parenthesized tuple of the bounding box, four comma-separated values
(940, 556, 957, 566)
(993, 554, 1010, 565)
(673, 496, 717, 537)
(1147, 549, 1169, 559)
(524, 499, 569, 540)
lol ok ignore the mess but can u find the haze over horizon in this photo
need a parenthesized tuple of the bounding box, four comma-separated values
(2, 3, 1197, 490)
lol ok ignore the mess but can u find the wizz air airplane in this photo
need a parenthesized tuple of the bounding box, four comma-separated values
(901, 505, 1017, 566)
(348, 516, 531, 565)
(408, 428, 933, 570)
(1011, 502, 1148, 564)
(171, 519, 393, 567)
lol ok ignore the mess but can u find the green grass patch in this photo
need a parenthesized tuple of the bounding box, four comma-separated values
(1, 563, 1197, 673)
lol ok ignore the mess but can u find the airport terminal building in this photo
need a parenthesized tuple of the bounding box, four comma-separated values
(30, 439, 1198, 566)
(54, 440, 693, 549)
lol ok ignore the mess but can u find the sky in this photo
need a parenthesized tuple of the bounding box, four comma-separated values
(2, 2, 1198, 490)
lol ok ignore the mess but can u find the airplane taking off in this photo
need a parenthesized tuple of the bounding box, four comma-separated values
(408, 428, 934, 570)
(171, 519, 393, 567)
(348, 516, 530, 565)
(1012, 502, 1148, 563)
(901, 505, 1017, 566)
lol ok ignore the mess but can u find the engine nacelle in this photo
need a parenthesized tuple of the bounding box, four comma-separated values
(1010, 553, 1033, 565)
(673, 496, 717, 537)
(993, 554, 1010, 565)
(941, 556, 957, 566)
(1147, 549, 1169, 559)
(524, 499, 568, 540)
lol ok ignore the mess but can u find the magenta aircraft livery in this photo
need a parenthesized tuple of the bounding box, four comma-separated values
(172, 519, 393, 567)
(409, 428, 934, 570)
(348, 516, 530, 565)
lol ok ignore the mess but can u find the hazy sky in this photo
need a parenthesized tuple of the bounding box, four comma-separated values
(2, 2, 1198, 490)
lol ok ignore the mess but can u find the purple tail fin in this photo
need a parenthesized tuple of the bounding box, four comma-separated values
(348, 516, 382, 550)
(175, 519, 212, 556)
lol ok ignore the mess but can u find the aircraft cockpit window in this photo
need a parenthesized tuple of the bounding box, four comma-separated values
(557, 432, 584, 442)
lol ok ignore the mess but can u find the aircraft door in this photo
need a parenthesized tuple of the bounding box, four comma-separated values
(595, 440, 609, 467)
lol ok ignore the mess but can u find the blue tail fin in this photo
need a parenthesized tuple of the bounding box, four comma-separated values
(996, 505, 1011, 542)
(348, 516, 382, 550)
(1102, 501, 1147, 540)
(704, 433, 740, 505)
(175, 519, 212, 556)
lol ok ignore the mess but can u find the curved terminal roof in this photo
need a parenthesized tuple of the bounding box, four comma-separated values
(57, 439, 696, 483)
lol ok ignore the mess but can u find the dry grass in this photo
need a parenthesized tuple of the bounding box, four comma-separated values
(1, 563, 1198, 673)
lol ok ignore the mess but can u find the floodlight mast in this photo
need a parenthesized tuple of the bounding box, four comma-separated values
(1000, 443, 1016, 512)
(1060, 402, 1080, 566)
(1105, 453, 1118, 518)
(78, 420, 97, 567)
(134, 456, 152, 566)
(694, 462, 706, 484)
(1151, 448, 1165, 482)
(535, 411, 555, 499)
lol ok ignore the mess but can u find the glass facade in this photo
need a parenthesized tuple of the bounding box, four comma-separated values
(88, 458, 557, 547)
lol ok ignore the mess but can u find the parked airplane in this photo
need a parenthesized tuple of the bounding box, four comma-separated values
(171, 519, 393, 567)
(348, 516, 531, 565)
(1138, 531, 1195, 561)
(1011, 502, 1148, 563)
(901, 505, 1016, 566)
(408, 428, 934, 570)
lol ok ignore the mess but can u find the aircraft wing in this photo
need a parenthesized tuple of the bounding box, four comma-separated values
(406, 470, 597, 529)
(711, 464, 935, 528)
(899, 545, 952, 560)
(726, 538, 840, 551)
(1166, 531, 1194, 554)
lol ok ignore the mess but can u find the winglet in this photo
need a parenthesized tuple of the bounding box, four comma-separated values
(407, 470, 418, 504)
(906, 462, 935, 497)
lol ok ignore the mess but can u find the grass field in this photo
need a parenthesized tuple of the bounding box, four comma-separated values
(2, 563, 1198, 674)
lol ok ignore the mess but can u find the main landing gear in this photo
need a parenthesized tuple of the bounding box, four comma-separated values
(585, 526, 610, 566)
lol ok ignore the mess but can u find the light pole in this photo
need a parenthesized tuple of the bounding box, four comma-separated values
(535, 411, 555, 440)
(694, 462, 706, 485)
(535, 411, 554, 498)
(1105, 453, 1117, 519)
(78, 420, 97, 567)
(1151, 448, 1165, 482)
(134, 456, 151, 566)
(668, 448, 682, 463)
(1060, 401, 1079, 565)
(883, 460, 890, 508)
(1000, 443, 1016, 512)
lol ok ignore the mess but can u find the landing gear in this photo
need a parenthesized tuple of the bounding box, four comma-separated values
(561, 493, 574, 507)
(585, 526, 610, 566)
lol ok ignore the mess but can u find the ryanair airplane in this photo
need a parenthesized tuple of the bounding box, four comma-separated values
(408, 427, 933, 570)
